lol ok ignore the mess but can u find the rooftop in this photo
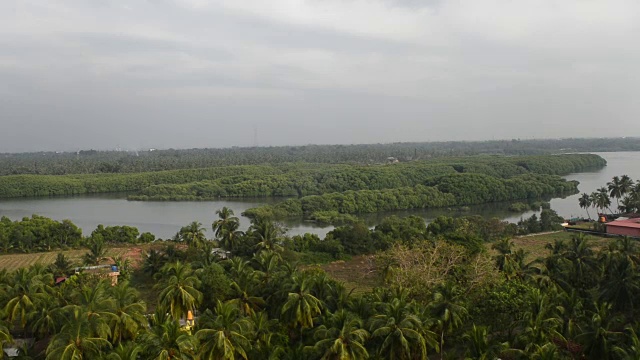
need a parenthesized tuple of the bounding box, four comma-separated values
(607, 218, 640, 229)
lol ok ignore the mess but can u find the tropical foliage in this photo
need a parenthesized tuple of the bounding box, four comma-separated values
(3, 205, 640, 359)
(578, 175, 640, 216)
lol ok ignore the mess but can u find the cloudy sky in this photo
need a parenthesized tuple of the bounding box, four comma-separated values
(1, 0, 639, 152)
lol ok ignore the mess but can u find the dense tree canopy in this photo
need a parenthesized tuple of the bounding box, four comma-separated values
(0, 137, 632, 176)
(2, 210, 640, 359)
(0, 154, 604, 199)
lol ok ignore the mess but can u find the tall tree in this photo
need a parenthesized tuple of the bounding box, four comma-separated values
(310, 309, 369, 360)
(139, 318, 197, 360)
(195, 302, 252, 360)
(430, 282, 467, 360)
(0, 321, 12, 359)
(578, 193, 592, 220)
(109, 281, 147, 345)
(608, 176, 624, 209)
(155, 262, 202, 321)
(83, 238, 107, 266)
(46, 306, 112, 360)
(281, 274, 323, 339)
(178, 221, 207, 249)
(212, 207, 241, 251)
(370, 298, 436, 360)
(3, 268, 52, 330)
(250, 220, 283, 252)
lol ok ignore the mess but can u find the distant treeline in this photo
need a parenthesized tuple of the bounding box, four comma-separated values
(0, 137, 634, 176)
(0, 154, 605, 199)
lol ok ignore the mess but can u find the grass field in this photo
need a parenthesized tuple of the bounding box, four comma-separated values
(507, 231, 611, 260)
(0, 244, 155, 271)
(311, 255, 382, 294)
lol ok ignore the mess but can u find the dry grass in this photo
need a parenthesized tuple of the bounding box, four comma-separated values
(0, 244, 156, 271)
(497, 231, 611, 261)
(314, 255, 382, 294)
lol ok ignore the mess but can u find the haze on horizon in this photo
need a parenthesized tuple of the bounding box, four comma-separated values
(1, 1, 639, 153)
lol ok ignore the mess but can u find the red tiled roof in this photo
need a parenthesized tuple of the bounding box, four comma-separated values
(607, 218, 640, 229)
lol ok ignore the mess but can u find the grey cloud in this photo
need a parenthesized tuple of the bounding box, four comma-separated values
(1, 0, 639, 152)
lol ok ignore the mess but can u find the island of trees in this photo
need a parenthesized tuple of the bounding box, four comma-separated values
(0, 154, 605, 225)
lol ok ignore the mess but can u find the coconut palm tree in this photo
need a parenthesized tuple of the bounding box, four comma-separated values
(83, 238, 107, 266)
(104, 342, 143, 360)
(492, 238, 514, 273)
(228, 281, 265, 317)
(46, 306, 112, 360)
(30, 296, 62, 339)
(213, 207, 241, 251)
(3, 267, 52, 330)
(65, 282, 117, 339)
(620, 175, 634, 196)
(613, 325, 640, 360)
(529, 343, 561, 360)
(576, 302, 621, 360)
(179, 221, 207, 249)
(281, 274, 323, 337)
(0, 321, 12, 359)
(563, 234, 597, 290)
(51, 252, 74, 278)
(250, 220, 283, 252)
(109, 281, 147, 344)
(195, 301, 252, 360)
(252, 250, 282, 289)
(155, 262, 202, 322)
(370, 298, 436, 360)
(142, 249, 168, 276)
(596, 187, 613, 214)
(517, 288, 563, 352)
(589, 192, 599, 215)
(310, 309, 369, 360)
(608, 176, 624, 209)
(578, 193, 593, 220)
(599, 256, 640, 314)
(462, 324, 507, 360)
(431, 282, 466, 359)
(227, 258, 257, 294)
(248, 311, 284, 359)
(139, 317, 197, 360)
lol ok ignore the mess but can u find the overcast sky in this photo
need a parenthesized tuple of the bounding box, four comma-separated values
(1, 0, 639, 152)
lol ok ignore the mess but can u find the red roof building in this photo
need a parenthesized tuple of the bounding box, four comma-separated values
(606, 218, 640, 237)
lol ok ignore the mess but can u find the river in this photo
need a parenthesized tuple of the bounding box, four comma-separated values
(1, 152, 639, 239)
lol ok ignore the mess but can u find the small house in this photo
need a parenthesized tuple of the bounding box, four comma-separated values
(606, 218, 640, 238)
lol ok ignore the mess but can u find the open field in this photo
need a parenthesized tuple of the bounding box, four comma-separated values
(508, 231, 611, 260)
(312, 255, 382, 294)
(0, 244, 156, 271)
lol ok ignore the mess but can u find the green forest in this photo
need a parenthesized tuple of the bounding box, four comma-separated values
(0, 155, 605, 218)
(1, 206, 639, 359)
(0, 137, 634, 176)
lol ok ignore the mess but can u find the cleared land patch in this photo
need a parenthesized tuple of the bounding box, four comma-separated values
(313, 255, 381, 293)
(508, 231, 611, 260)
(0, 244, 155, 271)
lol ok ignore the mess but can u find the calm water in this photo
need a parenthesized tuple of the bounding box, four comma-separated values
(1, 151, 639, 238)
